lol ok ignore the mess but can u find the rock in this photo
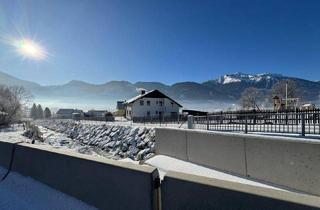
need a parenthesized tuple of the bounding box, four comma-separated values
(35, 119, 156, 161)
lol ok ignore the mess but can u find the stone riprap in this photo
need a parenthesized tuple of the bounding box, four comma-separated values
(36, 120, 156, 161)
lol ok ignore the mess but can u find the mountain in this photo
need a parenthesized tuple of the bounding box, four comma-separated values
(0, 72, 40, 89)
(0, 71, 319, 109)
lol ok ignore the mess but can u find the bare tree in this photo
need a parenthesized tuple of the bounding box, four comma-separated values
(240, 87, 263, 110)
(0, 85, 32, 126)
(271, 80, 299, 99)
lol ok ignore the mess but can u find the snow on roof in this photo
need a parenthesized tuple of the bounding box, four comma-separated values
(302, 103, 314, 107)
(124, 89, 183, 107)
(0, 111, 8, 115)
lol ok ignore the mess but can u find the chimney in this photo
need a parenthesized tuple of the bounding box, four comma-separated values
(141, 90, 146, 95)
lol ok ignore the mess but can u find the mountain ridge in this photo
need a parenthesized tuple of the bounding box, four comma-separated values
(1, 71, 319, 103)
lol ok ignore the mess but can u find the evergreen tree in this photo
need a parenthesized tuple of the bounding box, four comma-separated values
(44, 107, 52, 119)
(37, 104, 44, 119)
(30, 103, 38, 119)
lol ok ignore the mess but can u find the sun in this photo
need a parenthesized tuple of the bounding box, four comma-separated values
(14, 39, 47, 60)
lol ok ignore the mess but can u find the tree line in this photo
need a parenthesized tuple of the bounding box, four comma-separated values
(30, 103, 52, 119)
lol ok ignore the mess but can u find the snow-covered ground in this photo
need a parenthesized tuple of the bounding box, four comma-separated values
(144, 155, 287, 191)
(0, 125, 30, 143)
(0, 166, 96, 210)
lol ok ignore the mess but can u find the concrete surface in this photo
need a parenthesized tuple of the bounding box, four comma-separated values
(0, 141, 14, 178)
(155, 128, 188, 160)
(187, 130, 246, 175)
(155, 128, 320, 196)
(245, 137, 320, 196)
(10, 143, 159, 210)
(0, 166, 96, 210)
(145, 155, 288, 191)
(161, 171, 320, 210)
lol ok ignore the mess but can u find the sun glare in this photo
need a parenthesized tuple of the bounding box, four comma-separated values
(13, 39, 47, 60)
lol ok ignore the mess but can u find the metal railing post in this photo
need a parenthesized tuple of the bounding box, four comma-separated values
(245, 116, 248, 134)
(301, 113, 305, 136)
(206, 114, 209, 130)
(188, 115, 194, 129)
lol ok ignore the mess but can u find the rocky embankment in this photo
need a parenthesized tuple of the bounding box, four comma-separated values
(37, 120, 156, 161)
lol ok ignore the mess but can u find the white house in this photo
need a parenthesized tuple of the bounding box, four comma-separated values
(124, 89, 182, 120)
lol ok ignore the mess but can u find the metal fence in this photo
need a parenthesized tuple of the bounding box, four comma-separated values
(193, 110, 320, 136)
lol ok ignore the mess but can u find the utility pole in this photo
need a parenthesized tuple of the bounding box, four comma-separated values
(285, 81, 288, 110)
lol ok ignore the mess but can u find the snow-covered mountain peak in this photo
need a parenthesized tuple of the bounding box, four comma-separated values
(217, 72, 283, 84)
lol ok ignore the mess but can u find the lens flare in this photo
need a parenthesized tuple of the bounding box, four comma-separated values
(13, 38, 47, 60)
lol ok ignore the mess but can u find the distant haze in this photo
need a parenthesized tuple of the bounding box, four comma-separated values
(1, 71, 319, 111)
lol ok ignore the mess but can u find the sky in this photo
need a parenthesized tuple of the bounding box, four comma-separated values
(0, 0, 320, 85)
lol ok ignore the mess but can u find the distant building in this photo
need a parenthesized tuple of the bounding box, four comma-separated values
(116, 101, 126, 111)
(272, 96, 299, 111)
(300, 103, 316, 111)
(86, 110, 107, 118)
(84, 110, 115, 121)
(182, 109, 208, 116)
(124, 89, 182, 120)
(56, 109, 84, 119)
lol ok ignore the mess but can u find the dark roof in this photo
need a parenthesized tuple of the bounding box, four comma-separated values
(182, 109, 208, 116)
(56, 109, 83, 115)
(87, 110, 107, 113)
(125, 89, 183, 107)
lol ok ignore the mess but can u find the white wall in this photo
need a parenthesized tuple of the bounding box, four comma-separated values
(128, 97, 180, 118)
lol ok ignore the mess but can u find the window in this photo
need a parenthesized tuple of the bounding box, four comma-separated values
(140, 100, 144, 106)
(156, 101, 158, 105)
(156, 111, 158, 114)
(171, 102, 174, 107)
(147, 100, 150, 106)
(159, 101, 163, 106)
(147, 111, 150, 116)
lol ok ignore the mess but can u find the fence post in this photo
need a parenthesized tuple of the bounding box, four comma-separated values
(188, 115, 194, 129)
(245, 116, 248, 134)
(301, 113, 305, 136)
(206, 114, 209, 130)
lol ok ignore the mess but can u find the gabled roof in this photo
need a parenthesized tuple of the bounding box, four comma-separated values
(125, 89, 183, 107)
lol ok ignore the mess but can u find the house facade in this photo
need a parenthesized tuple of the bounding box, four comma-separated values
(124, 89, 182, 120)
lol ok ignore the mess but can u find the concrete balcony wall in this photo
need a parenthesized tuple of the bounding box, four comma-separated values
(161, 171, 320, 210)
(155, 128, 320, 196)
(0, 141, 15, 178)
(0, 141, 159, 210)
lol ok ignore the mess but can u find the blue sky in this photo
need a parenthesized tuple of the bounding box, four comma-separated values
(0, 0, 320, 85)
